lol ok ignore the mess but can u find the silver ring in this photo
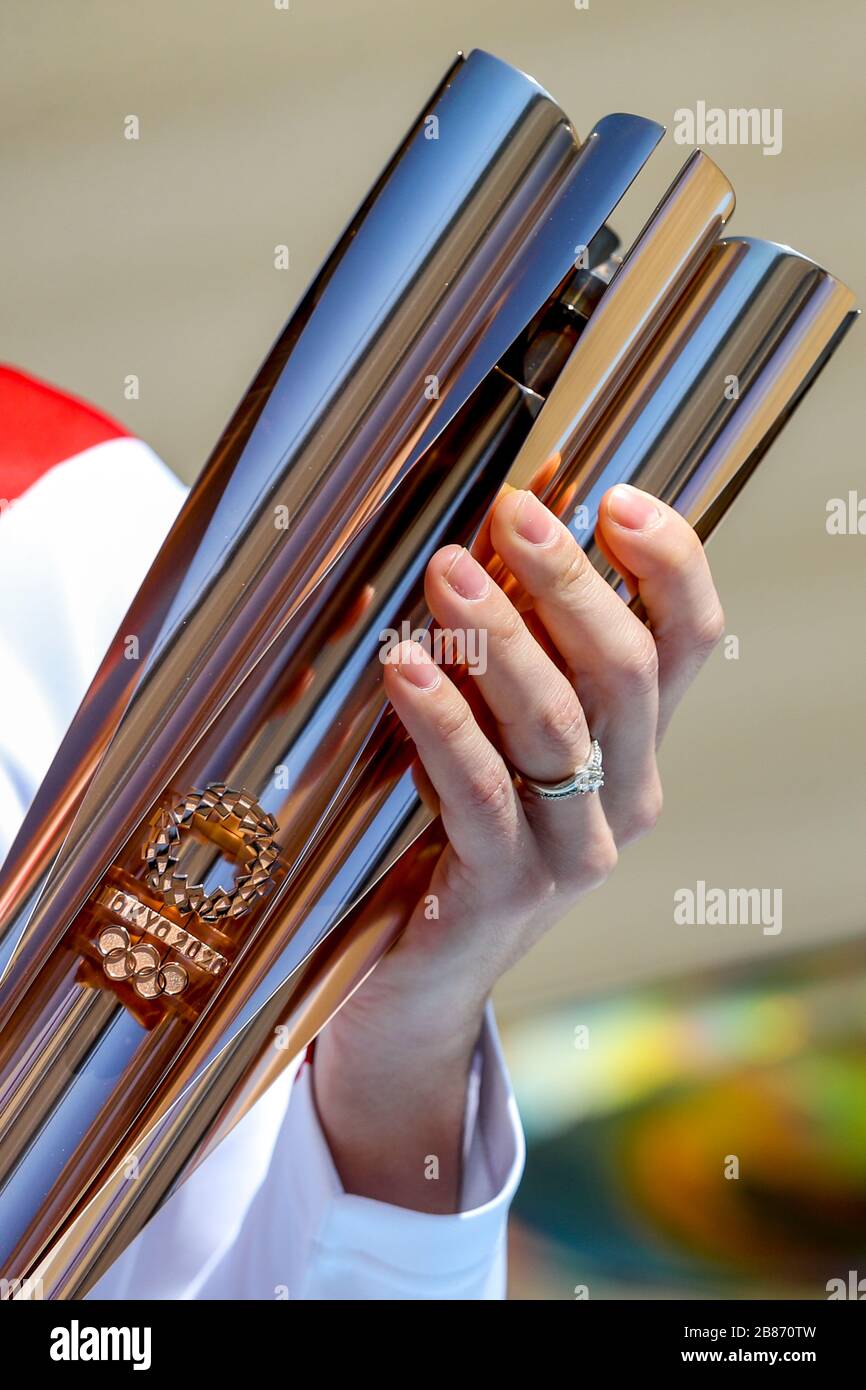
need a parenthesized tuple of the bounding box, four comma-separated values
(517, 739, 604, 800)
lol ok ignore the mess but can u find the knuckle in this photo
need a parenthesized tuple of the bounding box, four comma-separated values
(506, 863, 558, 922)
(577, 833, 619, 890)
(534, 685, 587, 758)
(557, 830, 618, 893)
(464, 760, 514, 818)
(434, 698, 475, 747)
(618, 784, 664, 845)
(439, 851, 483, 906)
(692, 601, 726, 659)
(493, 602, 525, 654)
(556, 544, 592, 604)
(614, 633, 659, 698)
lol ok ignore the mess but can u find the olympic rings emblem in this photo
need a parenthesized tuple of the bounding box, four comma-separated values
(96, 926, 189, 1000)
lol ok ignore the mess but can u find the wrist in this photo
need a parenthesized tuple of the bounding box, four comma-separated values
(311, 981, 487, 1213)
(321, 962, 487, 1069)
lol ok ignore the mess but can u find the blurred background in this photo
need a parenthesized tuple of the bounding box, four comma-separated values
(2, 0, 864, 1298)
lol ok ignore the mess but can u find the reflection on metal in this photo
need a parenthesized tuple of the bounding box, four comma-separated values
(0, 48, 856, 1297)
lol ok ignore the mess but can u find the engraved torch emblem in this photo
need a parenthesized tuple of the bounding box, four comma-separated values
(143, 784, 281, 922)
(89, 784, 281, 1009)
(96, 926, 189, 1000)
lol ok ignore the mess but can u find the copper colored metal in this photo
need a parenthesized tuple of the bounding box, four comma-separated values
(0, 60, 661, 963)
(0, 50, 856, 1298)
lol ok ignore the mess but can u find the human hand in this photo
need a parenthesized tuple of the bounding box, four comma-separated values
(314, 484, 724, 1210)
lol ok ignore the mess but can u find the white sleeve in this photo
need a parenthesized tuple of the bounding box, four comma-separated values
(90, 1008, 524, 1302)
(0, 439, 187, 855)
(0, 438, 526, 1302)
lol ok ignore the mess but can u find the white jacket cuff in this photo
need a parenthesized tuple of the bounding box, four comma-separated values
(90, 1005, 524, 1301)
(282, 1005, 525, 1300)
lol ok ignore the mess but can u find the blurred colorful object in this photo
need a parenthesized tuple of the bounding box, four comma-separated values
(502, 942, 866, 1298)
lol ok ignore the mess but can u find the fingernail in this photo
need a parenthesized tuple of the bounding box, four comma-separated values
(607, 485, 661, 530)
(396, 644, 441, 690)
(513, 491, 556, 545)
(444, 547, 489, 600)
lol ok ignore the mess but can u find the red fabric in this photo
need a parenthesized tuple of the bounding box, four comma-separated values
(0, 365, 130, 504)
